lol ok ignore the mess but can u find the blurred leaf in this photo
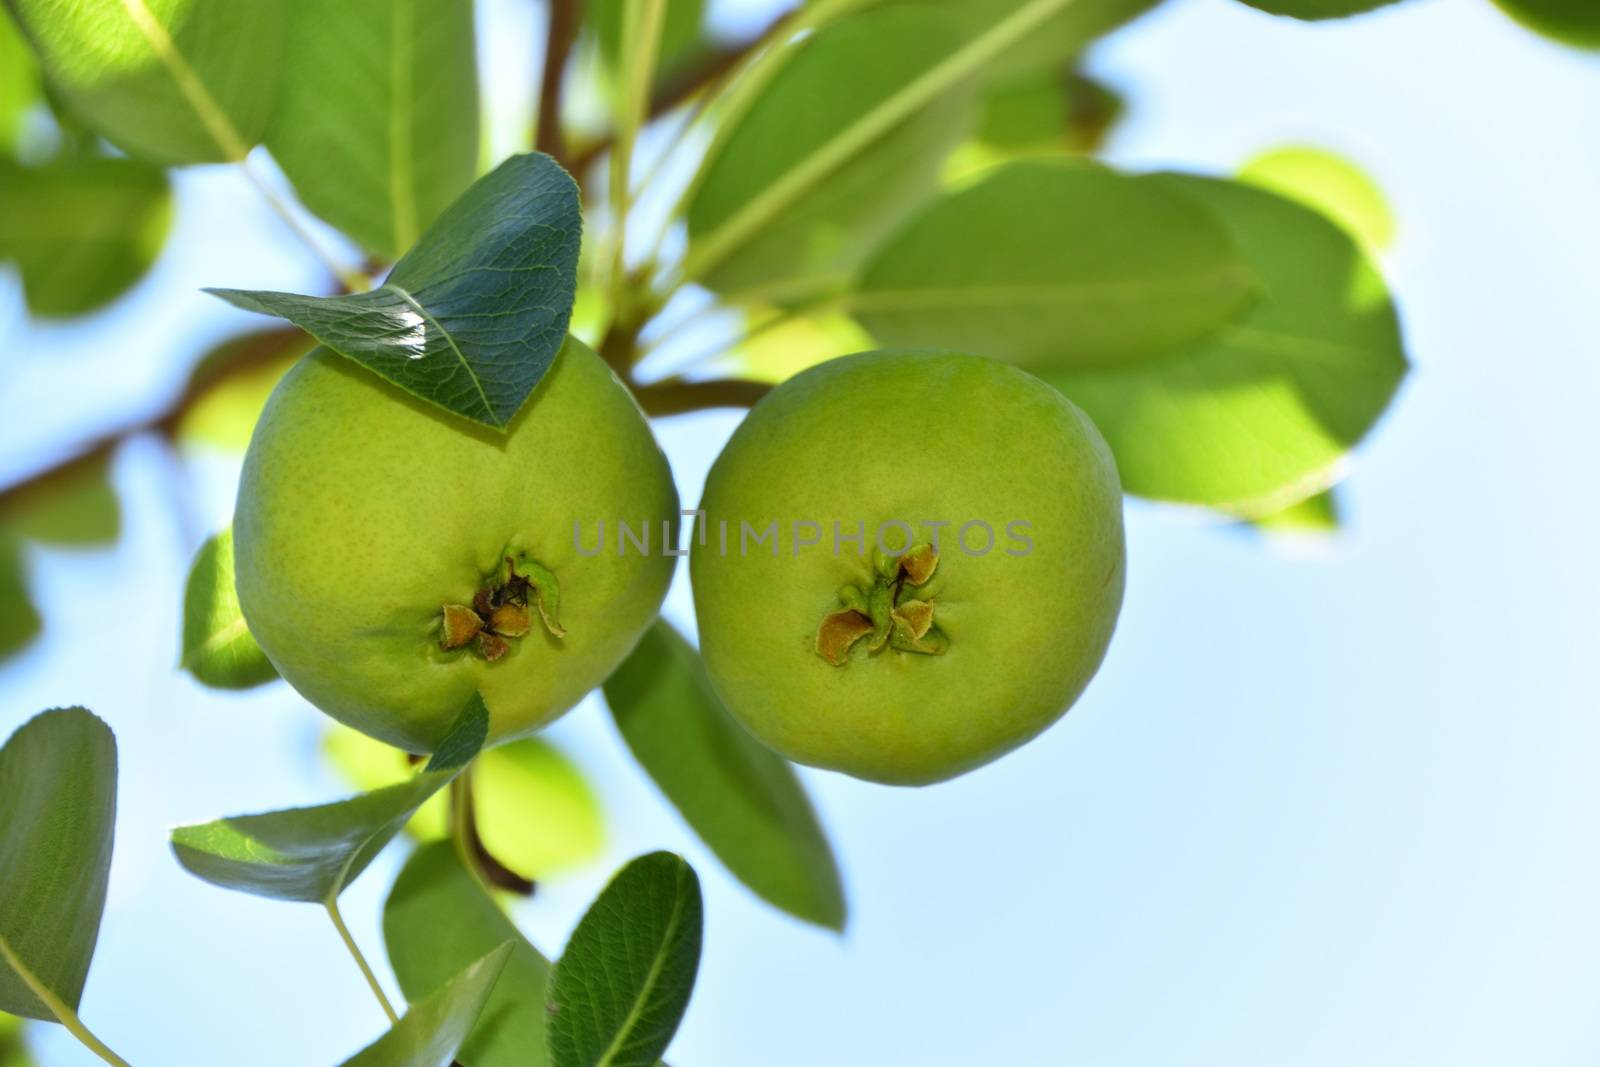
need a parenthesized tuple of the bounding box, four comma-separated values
(341, 944, 513, 1067)
(1239, 145, 1395, 251)
(683, 5, 976, 301)
(0, 454, 117, 547)
(476, 739, 603, 883)
(593, 0, 703, 79)
(0, 1011, 34, 1067)
(0, 708, 116, 1021)
(385, 842, 553, 1067)
(207, 153, 581, 430)
(546, 852, 702, 1067)
(179, 527, 278, 690)
(0, 16, 40, 157)
(1491, 0, 1600, 49)
(717, 306, 873, 385)
(176, 330, 311, 452)
(323, 725, 448, 840)
(5, 0, 281, 164)
(854, 159, 1255, 370)
(977, 68, 1123, 155)
(0, 156, 171, 317)
(170, 694, 487, 903)
(267, 0, 479, 260)
(919, 0, 1161, 79)
(1042, 175, 1408, 514)
(1231, 0, 1403, 18)
(0, 533, 40, 663)
(1252, 488, 1340, 534)
(604, 622, 845, 930)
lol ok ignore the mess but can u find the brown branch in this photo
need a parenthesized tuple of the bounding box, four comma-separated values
(535, 0, 582, 168)
(634, 378, 770, 416)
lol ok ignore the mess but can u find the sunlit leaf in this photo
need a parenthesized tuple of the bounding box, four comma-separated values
(341, 944, 513, 1067)
(604, 622, 845, 930)
(385, 842, 553, 1067)
(1231, 0, 1404, 18)
(6, 0, 281, 164)
(0, 156, 171, 317)
(179, 528, 278, 690)
(170, 695, 487, 902)
(208, 153, 582, 430)
(546, 852, 701, 1067)
(1239, 145, 1395, 251)
(323, 726, 448, 840)
(1252, 488, 1341, 534)
(475, 740, 603, 883)
(1491, 0, 1600, 49)
(1042, 175, 1408, 514)
(175, 330, 312, 452)
(267, 0, 479, 259)
(854, 159, 1255, 370)
(0, 708, 116, 1021)
(0, 533, 40, 663)
(0, 16, 40, 158)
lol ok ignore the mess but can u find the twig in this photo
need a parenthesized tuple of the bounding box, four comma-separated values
(534, 0, 580, 167)
(634, 378, 771, 416)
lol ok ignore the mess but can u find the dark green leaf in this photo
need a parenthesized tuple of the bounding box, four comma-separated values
(683, 5, 977, 300)
(179, 527, 278, 690)
(853, 159, 1255, 370)
(604, 622, 845, 930)
(0, 156, 171, 317)
(546, 853, 702, 1067)
(170, 694, 488, 902)
(1232, 0, 1404, 18)
(341, 944, 513, 1067)
(0, 454, 119, 546)
(207, 153, 582, 429)
(1042, 175, 1408, 514)
(1491, 0, 1600, 48)
(385, 842, 552, 1067)
(0, 708, 116, 1021)
(5, 0, 281, 164)
(267, 0, 479, 259)
(0, 15, 40, 157)
(0, 533, 39, 662)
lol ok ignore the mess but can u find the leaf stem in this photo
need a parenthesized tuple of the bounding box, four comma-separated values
(0, 933, 132, 1067)
(606, 0, 669, 326)
(323, 897, 400, 1025)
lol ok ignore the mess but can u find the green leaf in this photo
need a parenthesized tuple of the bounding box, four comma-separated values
(683, 4, 977, 300)
(476, 739, 604, 883)
(179, 527, 278, 690)
(341, 944, 513, 1067)
(853, 159, 1256, 370)
(919, 0, 1161, 79)
(593, 0, 703, 79)
(1491, 0, 1600, 48)
(546, 852, 702, 1067)
(323, 726, 449, 840)
(1042, 175, 1408, 514)
(5, 0, 281, 164)
(1252, 488, 1340, 534)
(0, 15, 40, 157)
(0, 708, 116, 1021)
(385, 842, 553, 1067)
(976, 68, 1123, 155)
(0, 532, 40, 662)
(1231, 0, 1403, 19)
(170, 694, 488, 902)
(0, 156, 171, 317)
(603, 622, 845, 930)
(267, 0, 479, 260)
(207, 153, 582, 429)
(0, 454, 119, 546)
(1239, 145, 1395, 252)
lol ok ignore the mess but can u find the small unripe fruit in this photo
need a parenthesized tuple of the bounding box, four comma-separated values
(235, 337, 678, 753)
(691, 351, 1125, 785)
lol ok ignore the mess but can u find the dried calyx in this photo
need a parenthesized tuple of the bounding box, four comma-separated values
(440, 555, 565, 661)
(816, 543, 947, 666)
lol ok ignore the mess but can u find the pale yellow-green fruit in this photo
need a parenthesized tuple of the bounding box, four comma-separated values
(235, 337, 678, 753)
(691, 351, 1125, 785)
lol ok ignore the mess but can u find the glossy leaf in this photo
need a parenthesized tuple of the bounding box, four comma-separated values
(0, 533, 40, 662)
(0, 455, 118, 547)
(6, 0, 281, 164)
(604, 622, 845, 930)
(0, 15, 40, 157)
(1042, 175, 1408, 514)
(0, 156, 171, 317)
(208, 153, 582, 429)
(1492, 0, 1600, 49)
(267, 0, 479, 259)
(385, 842, 553, 1067)
(684, 5, 976, 300)
(170, 695, 487, 902)
(341, 944, 513, 1067)
(1231, 0, 1404, 18)
(0, 708, 116, 1021)
(854, 160, 1256, 370)
(546, 852, 702, 1067)
(1239, 145, 1395, 251)
(179, 527, 278, 690)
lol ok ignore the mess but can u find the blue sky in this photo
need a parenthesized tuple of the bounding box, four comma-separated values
(3, 0, 1599, 1063)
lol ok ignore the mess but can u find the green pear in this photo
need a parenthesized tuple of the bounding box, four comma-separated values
(691, 351, 1125, 785)
(235, 337, 678, 753)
